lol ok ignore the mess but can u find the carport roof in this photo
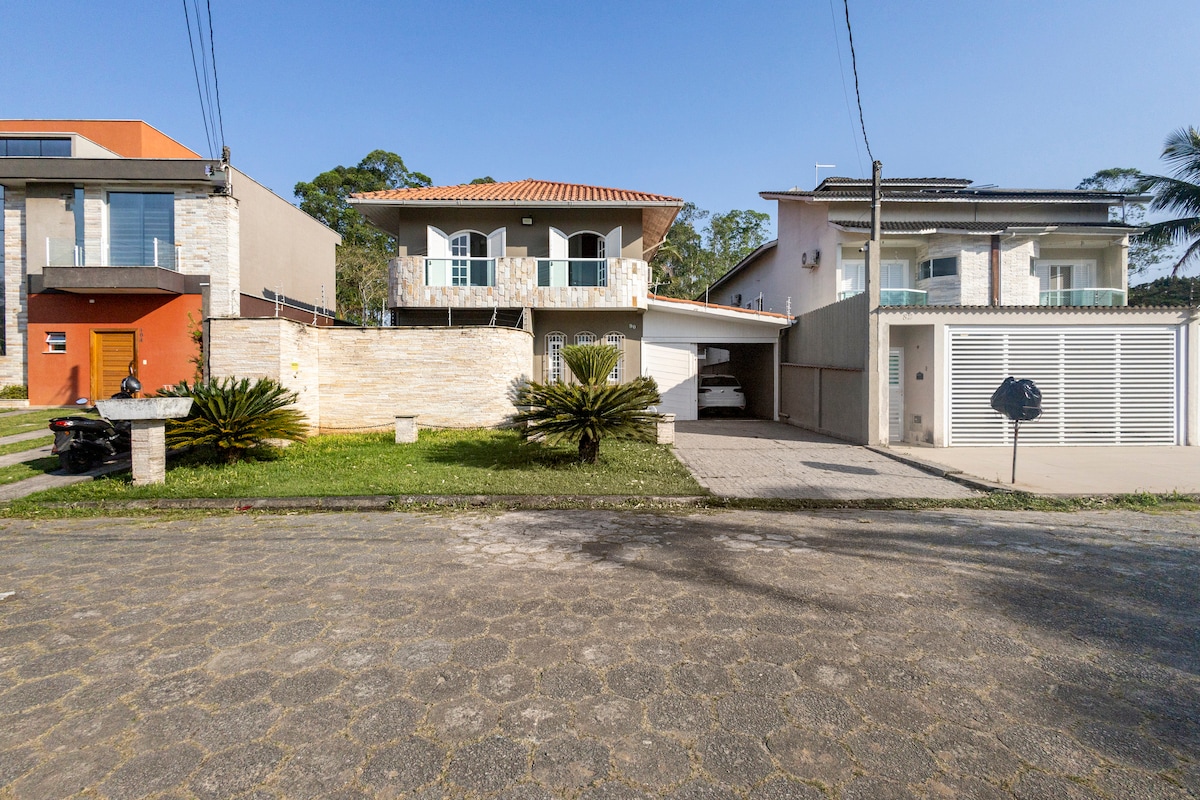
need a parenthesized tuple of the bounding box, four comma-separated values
(646, 294, 792, 325)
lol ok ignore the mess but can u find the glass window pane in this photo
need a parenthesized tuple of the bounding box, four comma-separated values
(5, 139, 39, 156)
(470, 260, 489, 287)
(41, 139, 71, 157)
(109, 193, 174, 266)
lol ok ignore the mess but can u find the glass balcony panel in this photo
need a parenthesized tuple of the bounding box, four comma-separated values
(45, 237, 84, 267)
(881, 288, 928, 306)
(424, 258, 495, 287)
(537, 259, 608, 287)
(1039, 288, 1126, 307)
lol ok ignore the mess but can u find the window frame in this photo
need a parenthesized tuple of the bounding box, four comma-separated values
(45, 331, 67, 354)
(918, 256, 958, 280)
(604, 332, 625, 383)
(546, 332, 566, 383)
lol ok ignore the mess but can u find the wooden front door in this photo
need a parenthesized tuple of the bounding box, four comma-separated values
(90, 330, 137, 402)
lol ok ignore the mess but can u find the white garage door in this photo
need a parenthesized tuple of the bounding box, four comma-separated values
(643, 341, 697, 421)
(948, 326, 1182, 445)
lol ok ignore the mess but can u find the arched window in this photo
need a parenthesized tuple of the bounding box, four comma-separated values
(546, 332, 566, 382)
(575, 331, 597, 346)
(568, 232, 605, 259)
(450, 230, 488, 287)
(604, 332, 625, 383)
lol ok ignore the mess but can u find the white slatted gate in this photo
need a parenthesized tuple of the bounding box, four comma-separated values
(947, 326, 1182, 445)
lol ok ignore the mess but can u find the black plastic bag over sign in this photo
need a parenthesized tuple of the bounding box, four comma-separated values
(990, 377, 1043, 422)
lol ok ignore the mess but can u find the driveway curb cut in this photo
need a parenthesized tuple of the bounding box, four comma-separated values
(40, 494, 714, 512)
(866, 445, 1013, 494)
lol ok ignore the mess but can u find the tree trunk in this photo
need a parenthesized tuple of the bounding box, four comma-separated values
(578, 434, 599, 464)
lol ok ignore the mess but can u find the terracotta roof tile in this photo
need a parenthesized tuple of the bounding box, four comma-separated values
(647, 293, 793, 320)
(352, 179, 682, 204)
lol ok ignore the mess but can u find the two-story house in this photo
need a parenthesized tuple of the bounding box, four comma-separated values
(349, 179, 792, 421)
(711, 177, 1198, 447)
(0, 120, 340, 405)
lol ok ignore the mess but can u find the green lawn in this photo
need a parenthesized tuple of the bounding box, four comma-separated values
(0, 408, 80, 438)
(18, 429, 703, 502)
(0, 435, 53, 458)
(0, 456, 61, 487)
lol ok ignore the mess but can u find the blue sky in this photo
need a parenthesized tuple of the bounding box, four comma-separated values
(4, 0, 1198, 276)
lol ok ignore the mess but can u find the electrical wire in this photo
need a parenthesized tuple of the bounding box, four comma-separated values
(192, 0, 220, 155)
(827, 0, 865, 179)
(205, 0, 226, 152)
(842, 0, 875, 164)
(181, 0, 214, 158)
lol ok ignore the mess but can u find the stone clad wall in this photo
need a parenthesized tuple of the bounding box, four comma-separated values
(208, 318, 533, 432)
(0, 188, 27, 386)
(391, 257, 648, 309)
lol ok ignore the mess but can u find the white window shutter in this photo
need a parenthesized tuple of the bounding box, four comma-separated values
(604, 227, 622, 259)
(549, 227, 568, 260)
(841, 260, 865, 294)
(428, 226, 450, 259)
(881, 260, 908, 289)
(487, 228, 506, 259)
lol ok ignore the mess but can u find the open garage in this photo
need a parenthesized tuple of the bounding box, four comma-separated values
(641, 296, 791, 421)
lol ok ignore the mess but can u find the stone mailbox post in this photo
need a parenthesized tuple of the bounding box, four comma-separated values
(95, 398, 194, 485)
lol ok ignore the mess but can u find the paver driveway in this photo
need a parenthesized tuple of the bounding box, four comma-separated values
(673, 420, 979, 500)
(1, 509, 1198, 799)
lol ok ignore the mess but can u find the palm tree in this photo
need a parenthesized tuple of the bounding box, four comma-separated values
(514, 344, 662, 464)
(1137, 127, 1200, 276)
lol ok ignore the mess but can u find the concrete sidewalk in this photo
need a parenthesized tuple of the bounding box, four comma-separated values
(673, 420, 980, 500)
(886, 444, 1200, 495)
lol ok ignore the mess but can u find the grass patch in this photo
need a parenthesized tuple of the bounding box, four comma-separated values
(0, 408, 78, 438)
(0, 456, 61, 486)
(0, 435, 53, 458)
(12, 428, 703, 503)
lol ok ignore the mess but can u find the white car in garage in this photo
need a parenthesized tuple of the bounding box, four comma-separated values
(697, 374, 746, 413)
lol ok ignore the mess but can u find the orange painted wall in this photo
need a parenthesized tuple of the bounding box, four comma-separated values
(0, 120, 200, 158)
(27, 293, 203, 406)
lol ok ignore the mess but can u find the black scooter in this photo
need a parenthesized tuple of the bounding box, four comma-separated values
(49, 376, 142, 474)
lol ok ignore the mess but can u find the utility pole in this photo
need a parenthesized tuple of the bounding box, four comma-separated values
(865, 160, 884, 446)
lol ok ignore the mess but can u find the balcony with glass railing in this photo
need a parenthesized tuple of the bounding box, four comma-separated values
(425, 257, 495, 287)
(536, 259, 608, 288)
(1039, 288, 1126, 307)
(837, 288, 928, 306)
(44, 237, 177, 270)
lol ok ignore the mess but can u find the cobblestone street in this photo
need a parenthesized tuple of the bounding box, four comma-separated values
(1, 509, 1198, 799)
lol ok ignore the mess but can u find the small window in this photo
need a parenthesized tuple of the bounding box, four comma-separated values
(45, 332, 67, 353)
(546, 333, 566, 382)
(604, 332, 625, 383)
(918, 257, 957, 280)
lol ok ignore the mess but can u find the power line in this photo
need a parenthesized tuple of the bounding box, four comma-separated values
(181, 0, 214, 158)
(842, 0, 874, 164)
(192, 0, 220, 155)
(205, 0, 226, 152)
(827, 0, 864, 179)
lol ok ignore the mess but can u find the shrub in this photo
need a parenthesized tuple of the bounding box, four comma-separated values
(159, 377, 307, 463)
(514, 344, 662, 464)
(0, 385, 28, 400)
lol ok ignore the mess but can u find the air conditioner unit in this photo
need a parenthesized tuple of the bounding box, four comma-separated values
(801, 249, 821, 269)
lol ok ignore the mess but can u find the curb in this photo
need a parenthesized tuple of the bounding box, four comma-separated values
(866, 446, 1014, 494)
(40, 495, 715, 512)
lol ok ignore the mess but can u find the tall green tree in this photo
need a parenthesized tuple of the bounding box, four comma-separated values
(650, 204, 770, 299)
(514, 344, 662, 464)
(1076, 167, 1165, 276)
(294, 151, 431, 324)
(1136, 126, 1200, 276)
(1128, 275, 1200, 307)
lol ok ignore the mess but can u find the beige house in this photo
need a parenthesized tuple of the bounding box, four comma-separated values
(347, 179, 791, 421)
(712, 177, 1198, 447)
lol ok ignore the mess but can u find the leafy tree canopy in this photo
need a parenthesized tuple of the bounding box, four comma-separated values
(1076, 167, 1164, 276)
(1136, 126, 1200, 276)
(1128, 275, 1200, 307)
(650, 203, 770, 299)
(294, 151, 431, 325)
(294, 150, 431, 252)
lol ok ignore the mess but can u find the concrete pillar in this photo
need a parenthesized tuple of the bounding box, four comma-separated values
(656, 413, 676, 445)
(130, 420, 167, 485)
(395, 415, 419, 444)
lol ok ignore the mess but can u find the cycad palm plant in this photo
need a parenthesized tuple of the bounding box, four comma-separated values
(515, 344, 662, 464)
(159, 377, 308, 463)
(1137, 126, 1200, 276)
